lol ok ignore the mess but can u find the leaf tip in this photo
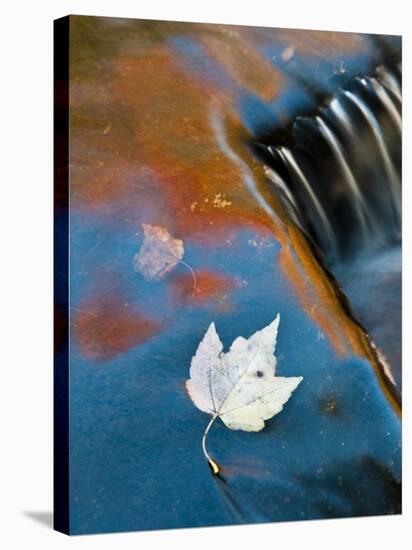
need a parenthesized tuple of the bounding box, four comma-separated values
(207, 321, 217, 335)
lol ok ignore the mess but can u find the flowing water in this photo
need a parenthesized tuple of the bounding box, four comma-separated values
(257, 64, 402, 387)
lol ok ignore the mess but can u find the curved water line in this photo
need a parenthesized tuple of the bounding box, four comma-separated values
(315, 116, 373, 245)
(209, 107, 282, 227)
(343, 90, 401, 225)
(278, 147, 339, 259)
(361, 77, 401, 134)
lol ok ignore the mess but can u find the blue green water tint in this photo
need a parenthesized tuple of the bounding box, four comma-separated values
(67, 17, 401, 534)
(69, 224, 400, 533)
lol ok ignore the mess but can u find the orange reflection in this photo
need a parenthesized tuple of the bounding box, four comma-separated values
(170, 269, 236, 306)
(68, 18, 399, 411)
(72, 296, 163, 361)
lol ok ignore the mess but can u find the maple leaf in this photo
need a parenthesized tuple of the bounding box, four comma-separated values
(186, 315, 303, 474)
(133, 224, 196, 286)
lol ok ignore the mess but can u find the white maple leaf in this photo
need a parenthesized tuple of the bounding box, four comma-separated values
(186, 315, 303, 473)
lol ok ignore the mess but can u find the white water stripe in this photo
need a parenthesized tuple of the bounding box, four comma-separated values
(344, 90, 401, 222)
(328, 96, 354, 135)
(263, 165, 299, 211)
(315, 116, 372, 243)
(376, 66, 401, 103)
(278, 147, 339, 258)
(362, 77, 401, 134)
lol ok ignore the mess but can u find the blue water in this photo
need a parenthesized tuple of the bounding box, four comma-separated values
(69, 222, 400, 534)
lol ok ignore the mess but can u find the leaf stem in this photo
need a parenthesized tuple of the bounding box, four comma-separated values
(179, 260, 197, 292)
(202, 412, 220, 475)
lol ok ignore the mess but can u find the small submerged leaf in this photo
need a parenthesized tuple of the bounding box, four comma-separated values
(133, 224, 184, 281)
(186, 315, 303, 472)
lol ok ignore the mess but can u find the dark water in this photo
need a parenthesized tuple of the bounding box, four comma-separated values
(257, 61, 401, 386)
(64, 17, 401, 534)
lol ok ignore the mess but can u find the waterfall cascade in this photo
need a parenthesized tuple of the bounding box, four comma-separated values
(260, 65, 401, 265)
(258, 63, 402, 387)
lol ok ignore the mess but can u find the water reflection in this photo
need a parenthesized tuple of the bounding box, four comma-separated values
(66, 16, 401, 534)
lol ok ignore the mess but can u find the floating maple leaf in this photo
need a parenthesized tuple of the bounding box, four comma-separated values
(186, 315, 303, 474)
(133, 224, 196, 286)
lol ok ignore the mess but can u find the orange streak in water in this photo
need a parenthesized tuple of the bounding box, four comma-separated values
(68, 19, 399, 412)
(72, 296, 163, 362)
(170, 269, 236, 306)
